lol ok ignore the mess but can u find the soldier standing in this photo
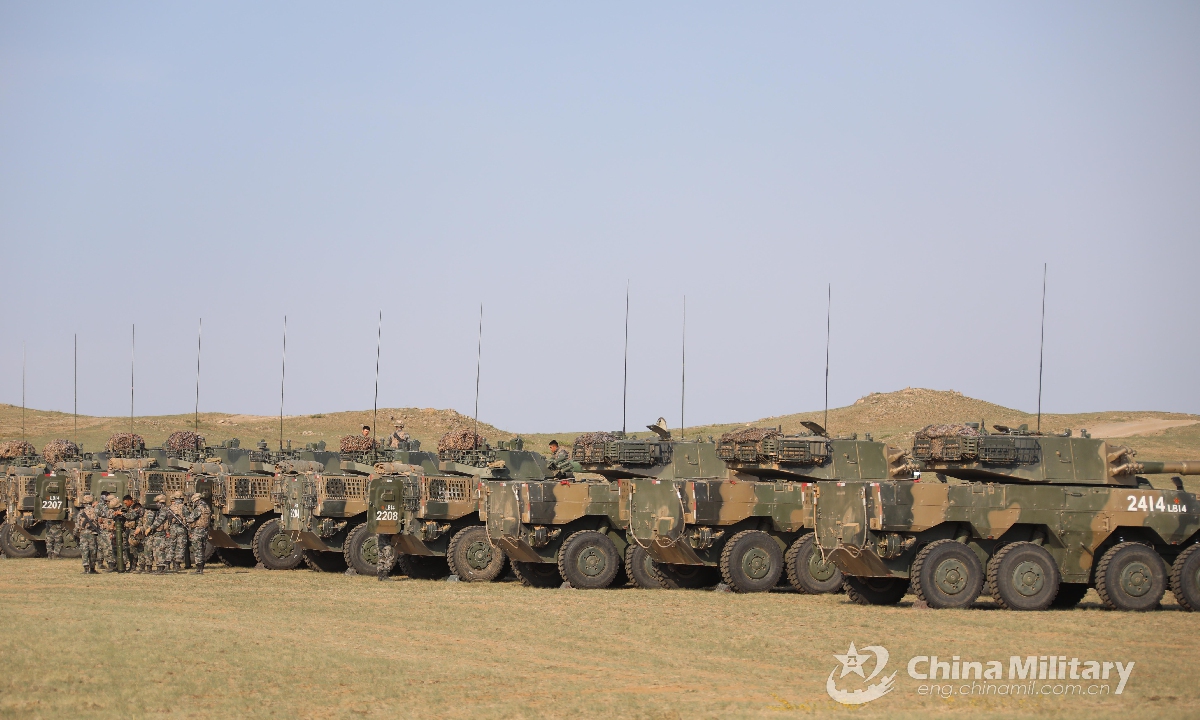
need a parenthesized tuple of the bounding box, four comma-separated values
(44, 521, 64, 559)
(375, 533, 395, 581)
(133, 500, 155, 573)
(145, 494, 170, 574)
(164, 491, 190, 572)
(120, 495, 145, 572)
(96, 495, 120, 571)
(187, 493, 211, 574)
(388, 421, 411, 449)
(73, 493, 101, 574)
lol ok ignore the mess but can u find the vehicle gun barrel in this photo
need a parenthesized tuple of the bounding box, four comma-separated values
(1131, 460, 1200, 476)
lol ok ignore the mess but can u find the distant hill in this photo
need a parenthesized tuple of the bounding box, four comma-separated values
(3, 388, 1199, 486)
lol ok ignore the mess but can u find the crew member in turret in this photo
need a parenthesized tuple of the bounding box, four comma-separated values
(389, 421, 411, 449)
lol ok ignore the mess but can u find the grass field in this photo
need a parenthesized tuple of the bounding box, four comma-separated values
(2, 558, 1198, 719)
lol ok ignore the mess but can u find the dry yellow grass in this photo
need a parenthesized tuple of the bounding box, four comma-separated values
(1, 559, 1198, 719)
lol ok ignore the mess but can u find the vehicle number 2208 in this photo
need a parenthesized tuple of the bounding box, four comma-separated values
(1126, 495, 1187, 513)
(375, 509, 399, 522)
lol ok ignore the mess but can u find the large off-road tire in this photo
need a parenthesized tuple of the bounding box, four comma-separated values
(0, 523, 39, 558)
(1095, 542, 1166, 611)
(1050, 583, 1089, 609)
(558, 530, 621, 589)
(60, 532, 81, 559)
(511, 560, 563, 588)
(988, 542, 1061, 611)
(844, 576, 908, 605)
(654, 563, 721, 590)
(1170, 544, 1200, 611)
(217, 548, 257, 567)
(719, 530, 783, 593)
(397, 554, 451, 580)
(447, 525, 507, 582)
(343, 524, 381, 576)
(625, 543, 663, 589)
(911, 540, 984, 609)
(252, 519, 303, 570)
(785, 533, 843, 594)
(303, 549, 348, 572)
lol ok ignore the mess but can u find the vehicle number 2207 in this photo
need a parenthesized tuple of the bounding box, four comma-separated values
(375, 510, 399, 522)
(1126, 495, 1187, 513)
(42, 498, 62, 510)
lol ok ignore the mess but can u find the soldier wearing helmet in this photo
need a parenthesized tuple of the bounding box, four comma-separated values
(120, 494, 145, 572)
(162, 492, 190, 572)
(73, 493, 102, 574)
(185, 492, 212, 575)
(145, 494, 171, 573)
(93, 495, 120, 571)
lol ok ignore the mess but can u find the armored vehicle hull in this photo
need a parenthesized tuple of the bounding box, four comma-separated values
(277, 452, 370, 572)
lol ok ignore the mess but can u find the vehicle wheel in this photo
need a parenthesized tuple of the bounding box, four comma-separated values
(1095, 542, 1166, 611)
(252, 519, 303, 570)
(217, 548, 257, 567)
(0, 523, 39, 558)
(303, 549, 348, 572)
(911, 540, 984, 609)
(397, 554, 450, 580)
(785, 533, 843, 594)
(1170, 544, 1200, 611)
(1050, 583, 1089, 609)
(654, 563, 720, 589)
(60, 533, 81, 559)
(844, 576, 908, 605)
(719, 530, 783, 593)
(625, 543, 664, 589)
(988, 542, 1061, 611)
(511, 560, 563, 588)
(447, 525, 507, 582)
(557, 530, 621, 589)
(343, 524, 381, 576)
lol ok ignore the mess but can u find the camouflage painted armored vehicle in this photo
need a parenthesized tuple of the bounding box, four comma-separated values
(368, 431, 519, 582)
(1, 440, 89, 559)
(1, 441, 52, 557)
(348, 440, 436, 575)
(815, 423, 1200, 611)
(625, 420, 916, 593)
(480, 432, 636, 589)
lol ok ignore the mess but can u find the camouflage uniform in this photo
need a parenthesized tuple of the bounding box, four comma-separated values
(145, 496, 170, 572)
(96, 498, 118, 570)
(164, 495, 190, 570)
(376, 534, 395, 580)
(122, 503, 145, 572)
(73, 498, 102, 573)
(44, 521, 64, 559)
(135, 504, 158, 572)
(546, 445, 572, 477)
(186, 495, 211, 574)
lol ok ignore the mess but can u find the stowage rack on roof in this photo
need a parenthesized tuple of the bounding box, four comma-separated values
(166, 430, 206, 452)
(105, 433, 145, 454)
(42, 439, 80, 464)
(0, 440, 36, 459)
(438, 429, 487, 453)
(340, 435, 375, 453)
(716, 427, 829, 465)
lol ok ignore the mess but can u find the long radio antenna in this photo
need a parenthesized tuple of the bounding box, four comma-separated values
(130, 325, 135, 434)
(823, 284, 831, 435)
(373, 310, 382, 450)
(195, 318, 202, 431)
(680, 295, 686, 440)
(280, 316, 287, 451)
(622, 282, 629, 435)
(1037, 263, 1047, 434)
(473, 304, 483, 450)
(21, 342, 26, 442)
(74, 334, 77, 446)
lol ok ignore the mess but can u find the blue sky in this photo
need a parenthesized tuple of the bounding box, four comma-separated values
(1, 2, 1198, 431)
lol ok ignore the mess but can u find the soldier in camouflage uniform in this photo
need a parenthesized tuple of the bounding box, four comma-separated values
(145, 494, 170, 573)
(163, 491, 190, 572)
(44, 521, 64, 559)
(545, 440, 572, 477)
(96, 495, 120, 571)
(120, 495, 145, 572)
(376, 532, 395, 581)
(73, 494, 101, 574)
(186, 493, 211, 574)
(133, 500, 156, 572)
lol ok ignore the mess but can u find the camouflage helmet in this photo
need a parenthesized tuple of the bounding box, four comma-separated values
(154, 494, 167, 503)
(81, 493, 94, 502)
(190, 493, 202, 502)
(170, 491, 184, 500)
(106, 496, 120, 508)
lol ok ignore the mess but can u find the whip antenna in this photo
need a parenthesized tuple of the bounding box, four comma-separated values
(130, 325, 135, 434)
(74, 334, 77, 446)
(622, 282, 629, 434)
(195, 318, 202, 431)
(21, 342, 25, 442)
(473, 304, 483, 449)
(1037, 263, 1047, 434)
(680, 295, 686, 440)
(373, 310, 382, 450)
(823, 284, 831, 435)
(280, 316, 287, 451)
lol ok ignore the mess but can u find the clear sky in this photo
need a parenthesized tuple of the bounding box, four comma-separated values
(1, 2, 1197, 432)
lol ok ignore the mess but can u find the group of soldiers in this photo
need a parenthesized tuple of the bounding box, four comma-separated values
(67, 490, 212, 575)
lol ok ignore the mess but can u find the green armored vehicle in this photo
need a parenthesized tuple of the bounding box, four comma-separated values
(1, 440, 90, 559)
(480, 433, 636, 589)
(349, 441, 438, 575)
(815, 423, 1200, 611)
(624, 420, 917, 592)
(367, 432, 521, 582)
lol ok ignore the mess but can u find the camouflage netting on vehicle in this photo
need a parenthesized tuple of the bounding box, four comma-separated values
(915, 424, 980, 439)
(0, 440, 36, 459)
(573, 432, 616, 448)
(340, 435, 375, 453)
(42, 439, 80, 464)
(438, 429, 487, 452)
(718, 427, 782, 444)
(166, 430, 206, 452)
(105, 433, 145, 453)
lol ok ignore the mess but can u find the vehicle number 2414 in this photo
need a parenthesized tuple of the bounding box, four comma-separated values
(1126, 494, 1187, 513)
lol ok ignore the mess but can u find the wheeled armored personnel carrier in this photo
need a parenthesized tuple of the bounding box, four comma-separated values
(815, 422, 1200, 611)
(1, 440, 88, 558)
(624, 420, 917, 592)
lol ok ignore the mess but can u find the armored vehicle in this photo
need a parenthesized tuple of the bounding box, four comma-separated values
(1, 445, 56, 558)
(347, 441, 437, 575)
(815, 423, 1200, 611)
(274, 438, 370, 572)
(2, 441, 90, 559)
(368, 433, 522, 582)
(624, 421, 916, 592)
